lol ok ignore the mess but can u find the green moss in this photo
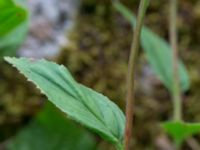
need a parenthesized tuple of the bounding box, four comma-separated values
(0, 62, 41, 141)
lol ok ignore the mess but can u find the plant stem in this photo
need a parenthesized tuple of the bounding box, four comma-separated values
(124, 0, 149, 150)
(169, 0, 182, 121)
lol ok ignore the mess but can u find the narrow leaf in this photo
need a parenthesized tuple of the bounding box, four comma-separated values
(113, 1, 190, 92)
(5, 57, 125, 147)
(0, 6, 27, 36)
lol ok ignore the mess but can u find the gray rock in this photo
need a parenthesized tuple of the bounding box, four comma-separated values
(19, 0, 80, 58)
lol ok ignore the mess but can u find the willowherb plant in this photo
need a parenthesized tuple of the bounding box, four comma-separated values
(4, 0, 200, 150)
(4, 0, 149, 149)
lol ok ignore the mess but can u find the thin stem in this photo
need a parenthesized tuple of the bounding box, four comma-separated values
(169, 0, 182, 121)
(124, 0, 149, 150)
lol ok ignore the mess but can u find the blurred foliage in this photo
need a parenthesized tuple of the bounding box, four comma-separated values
(7, 103, 96, 150)
(113, 1, 190, 93)
(0, 0, 28, 59)
(0, 1, 27, 36)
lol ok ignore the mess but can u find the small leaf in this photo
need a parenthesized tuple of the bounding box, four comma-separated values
(5, 57, 125, 147)
(162, 121, 200, 148)
(7, 103, 97, 150)
(0, 0, 14, 9)
(113, 1, 190, 92)
(0, 2, 27, 36)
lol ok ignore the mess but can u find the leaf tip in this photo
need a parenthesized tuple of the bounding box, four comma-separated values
(4, 56, 16, 64)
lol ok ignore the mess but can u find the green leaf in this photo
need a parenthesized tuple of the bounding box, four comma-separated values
(5, 57, 125, 147)
(7, 103, 97, 150)
(0, 1, 27, 36)
(0, 21, 28, 58)
(113, 1, 190, 92)
(162, 121, 200, 148)
(0, 0, 28, 60)
(0, 0, 14, 9)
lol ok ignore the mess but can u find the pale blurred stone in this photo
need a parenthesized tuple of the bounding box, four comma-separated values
(19, 0, 80, 58)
